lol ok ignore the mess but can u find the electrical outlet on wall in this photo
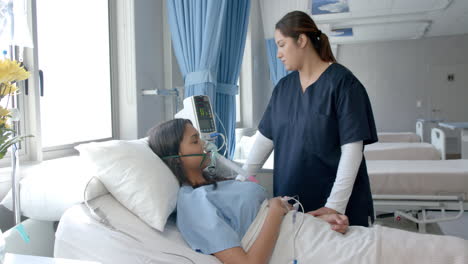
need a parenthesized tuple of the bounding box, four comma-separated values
(416, 100, 422, 108)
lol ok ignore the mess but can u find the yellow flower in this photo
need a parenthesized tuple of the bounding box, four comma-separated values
(0, 60, 10, 83)
(0, 106, 10, 118)
(0, 59, 30, 83)
(0, 83, 19, 97)
(0, 118, 10, 129)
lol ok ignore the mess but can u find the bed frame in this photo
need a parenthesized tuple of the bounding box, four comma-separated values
(373, 194, 467, 233)
(371, 128, 464, 233)
(416, 121, 424, 142)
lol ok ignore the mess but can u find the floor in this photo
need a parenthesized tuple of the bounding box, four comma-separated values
(433, 211, 468, 240)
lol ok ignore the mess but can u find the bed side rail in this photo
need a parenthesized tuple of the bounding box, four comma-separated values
(431, 128, 446, 160)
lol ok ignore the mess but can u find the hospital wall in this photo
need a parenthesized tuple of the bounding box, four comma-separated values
(117, 0, 169, 139)
(134, 0, 168, 138)
(243, 0, 275, 128)
(337, 34, 468, 133)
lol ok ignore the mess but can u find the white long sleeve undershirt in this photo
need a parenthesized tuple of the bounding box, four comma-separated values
(240, 131, 274, 176)
(240, 131, 363, 215)
(325, 141, 363, 214)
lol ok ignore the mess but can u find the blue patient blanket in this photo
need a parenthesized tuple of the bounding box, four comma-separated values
(177, 180, 268, 254)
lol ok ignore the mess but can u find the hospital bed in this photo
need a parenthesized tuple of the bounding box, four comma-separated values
(364, 142, 441, 160)
(252, 157, 468, 234)
(235, 128, 462, 233)
(54, 194, 222, 264)
(234, 128, 446, 162)
(368, 159, 468, 233)
(365, 128, 446, 160)
(377, 132, 421, 143)
(51, 148, 466, 264)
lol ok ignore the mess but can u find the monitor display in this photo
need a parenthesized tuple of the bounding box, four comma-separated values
(195, 97, 215, 132)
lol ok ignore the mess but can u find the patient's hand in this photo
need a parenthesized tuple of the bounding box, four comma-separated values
(269, 197, 293, 216)
(307, 208, 349, 234)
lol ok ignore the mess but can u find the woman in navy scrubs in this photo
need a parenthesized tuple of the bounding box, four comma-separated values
(243, 11, 377, 227)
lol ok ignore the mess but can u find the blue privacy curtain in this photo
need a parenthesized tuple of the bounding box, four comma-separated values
(166, 0, 227, 102)
(216, 0, 250, 158)
(265, 38, 290, 85)
(167, 0, 250, 158)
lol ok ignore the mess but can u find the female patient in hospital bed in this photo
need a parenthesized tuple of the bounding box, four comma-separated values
(147, 119, 468, 264)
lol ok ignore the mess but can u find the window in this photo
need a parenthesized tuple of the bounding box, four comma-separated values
(3, 0, 116, 164)
(36, 0, 112, 149)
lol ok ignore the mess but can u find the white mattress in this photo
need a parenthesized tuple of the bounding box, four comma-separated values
(364, 143, 441, 160)
(377, 132, 421, 143)
(367, 160, 468, 197)
(55, 195, 221, 264)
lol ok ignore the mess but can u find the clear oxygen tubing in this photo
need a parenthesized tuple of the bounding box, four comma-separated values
(204, 133, 251, 180)
(214, 112, 229, 156)
(83, 179, 199, 263)
(214, 153, 250, 179)
(83, 177, 142, 243)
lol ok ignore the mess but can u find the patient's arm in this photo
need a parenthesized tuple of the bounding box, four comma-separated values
(213, 197, 287, 264)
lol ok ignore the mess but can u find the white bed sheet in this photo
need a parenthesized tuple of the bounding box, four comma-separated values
(377, 132, 421, 143)
(364, 143, 441, 160)
(55, 195, 221, 264)
(367, 160, 468, 197)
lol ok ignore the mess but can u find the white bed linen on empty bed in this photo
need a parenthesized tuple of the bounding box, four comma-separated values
(367, 160, 468, 196)
(377, 132, 421, 143)
(364, 142, 441, 160)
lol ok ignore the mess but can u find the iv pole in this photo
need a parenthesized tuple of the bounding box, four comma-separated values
(7, 0, 22, 226)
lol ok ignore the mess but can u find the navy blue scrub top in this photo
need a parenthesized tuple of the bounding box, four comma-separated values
(258, 63, 378, 226)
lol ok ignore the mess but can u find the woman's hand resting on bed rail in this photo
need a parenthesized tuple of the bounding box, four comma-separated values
(308, 207, 349, 234)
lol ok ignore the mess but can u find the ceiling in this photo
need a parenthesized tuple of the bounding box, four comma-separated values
(308, 0, 468, 44)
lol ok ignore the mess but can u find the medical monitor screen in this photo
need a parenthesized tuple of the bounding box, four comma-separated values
(194, 96, 215, 133)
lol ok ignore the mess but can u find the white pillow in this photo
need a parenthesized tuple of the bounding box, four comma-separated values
(75, 139, 179, 232)
(0, 156, 94, 221)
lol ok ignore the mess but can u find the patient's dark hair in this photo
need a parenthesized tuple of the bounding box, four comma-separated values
(147, 118, 222, 188)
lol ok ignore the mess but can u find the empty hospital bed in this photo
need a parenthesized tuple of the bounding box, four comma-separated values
(365, 128, 446, 160)
(235, 128, 447, 162)
(249, 158, 468, 234)
(377, 132, 421, 143)
(368, 159, 468, 232)
(364, 142, 441, 160)
(235, 128, 461, 232)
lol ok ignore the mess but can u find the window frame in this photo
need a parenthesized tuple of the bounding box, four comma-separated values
(0, 0, 120, 167)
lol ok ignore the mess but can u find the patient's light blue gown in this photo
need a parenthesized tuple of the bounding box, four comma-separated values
(177, 180, 268, 254)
